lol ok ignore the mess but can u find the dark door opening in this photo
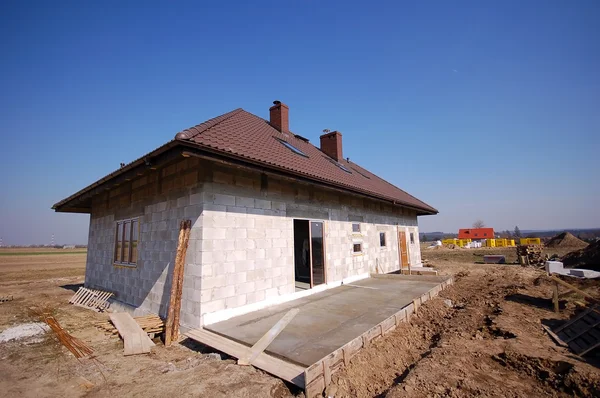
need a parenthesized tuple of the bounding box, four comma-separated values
(293, 219, 326, 291)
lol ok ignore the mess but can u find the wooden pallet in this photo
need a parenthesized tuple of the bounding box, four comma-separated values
(70, 287, 113, 311)
(554, 305, 600, 356)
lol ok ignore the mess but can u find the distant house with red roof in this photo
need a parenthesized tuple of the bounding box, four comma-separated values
(458, 228, 495, 240)
(52, 101, 437, 329)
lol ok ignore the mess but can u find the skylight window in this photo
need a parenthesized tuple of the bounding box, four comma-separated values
(276, 138, 308, 157)
(323, 156, 352, 173)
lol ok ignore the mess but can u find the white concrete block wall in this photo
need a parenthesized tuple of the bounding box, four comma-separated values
(84, 159, 426, 329)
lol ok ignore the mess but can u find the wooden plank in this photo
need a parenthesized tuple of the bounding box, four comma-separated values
(186, 328, 305, 387)
(165, 219, 191, 346)
(542, 324, 569, 348)
(370, 273, 449, 283)
(554, 306, 598, 333)
(109, 312, 153, 355)
(551, 276, 599, 303)
(305, 374, 325, 398)
(238, 308, 299, 366)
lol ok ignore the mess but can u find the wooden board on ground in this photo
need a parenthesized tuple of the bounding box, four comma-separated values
(96, 314, 164, 336)
(185, 328, 305, 387)
(238, 308, 299, 366)
(109, 312, 155, 355)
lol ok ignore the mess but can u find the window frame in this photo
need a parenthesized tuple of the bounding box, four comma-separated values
(410, 232, 415, 244)
(352, 223, 361, 233)
(353, 242, 362, 254)
(275, 137, 309, 158)
(380, 232, 386, 247)
(114, 217, 140, 267)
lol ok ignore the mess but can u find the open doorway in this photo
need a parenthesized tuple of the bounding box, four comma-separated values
(293, 219, 326, 291)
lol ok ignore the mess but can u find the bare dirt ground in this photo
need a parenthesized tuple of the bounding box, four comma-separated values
(1, 246, 599, 397)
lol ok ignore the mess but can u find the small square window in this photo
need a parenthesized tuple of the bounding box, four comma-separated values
(380, 232, 386, 247)
(410, 233, 415, 244)
(353, 243, 362, 253)
(352, 223, 361, 233)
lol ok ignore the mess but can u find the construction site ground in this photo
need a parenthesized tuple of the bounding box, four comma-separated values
(1, 246, 599, 397)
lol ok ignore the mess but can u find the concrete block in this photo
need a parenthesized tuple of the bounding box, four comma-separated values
(225, 294, 247, 309)
(266, 229, 281, 239)
(254, 199, 272, 210)
(190, 193, 202, 205)
(202, 299, 225, 314)
(201, 275, 227, 290)
(255, 278, 273, 291)
(236, 281, 256, 295)
(234, 229, 247, 239)
(212, 285, 236, 300)
(212, 193, 236, 206)
(235, 196, 255, 208)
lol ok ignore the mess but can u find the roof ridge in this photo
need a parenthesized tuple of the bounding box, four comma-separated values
(175, 108, 244, 140)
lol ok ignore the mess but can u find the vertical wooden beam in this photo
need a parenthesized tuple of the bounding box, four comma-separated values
(553, 281, 560, 313)
(165, 219, 192, 346)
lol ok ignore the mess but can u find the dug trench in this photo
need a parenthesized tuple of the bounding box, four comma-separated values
(329, 264, 600, 398)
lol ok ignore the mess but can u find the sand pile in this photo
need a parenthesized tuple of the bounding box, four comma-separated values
(561, 240, 600, 271)
(545, 232, 588, 249)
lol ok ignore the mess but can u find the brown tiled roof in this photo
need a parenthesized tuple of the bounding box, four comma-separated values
(175, 108, 437, 214)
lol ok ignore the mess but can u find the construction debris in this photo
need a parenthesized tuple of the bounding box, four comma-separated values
(96, 314, 164, 336)
(517, 245, 547, 267)
(552, 305, 600, 357)
(69, 287, 113, 311)
(0, 322, 49, 343)
(0, 295, 14, 303)
(30, 307, 93, 358)
(109, 312, 155, 356)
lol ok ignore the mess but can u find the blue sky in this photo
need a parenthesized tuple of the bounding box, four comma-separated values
(1, 1, 598, 245)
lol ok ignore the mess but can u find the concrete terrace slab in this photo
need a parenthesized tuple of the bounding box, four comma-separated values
(205, 275, 445, 366)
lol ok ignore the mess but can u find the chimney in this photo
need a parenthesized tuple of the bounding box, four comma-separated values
(269, 100, 289, 132)
(320, 131, 343, 161)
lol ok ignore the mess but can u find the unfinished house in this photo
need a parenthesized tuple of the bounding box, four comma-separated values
(54, 101, 448, 395)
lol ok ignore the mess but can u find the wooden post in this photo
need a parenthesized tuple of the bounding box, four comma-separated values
(553, 281, 559, 313)
(165, 220, 192, 346)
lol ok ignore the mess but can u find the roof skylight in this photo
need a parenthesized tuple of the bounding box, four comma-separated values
(323, 156, 352, 173)
(276, 138, 308, 157)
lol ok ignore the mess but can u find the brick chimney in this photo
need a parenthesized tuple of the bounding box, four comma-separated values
(320, 131, 343, 161)
(269, 100, 289, 132)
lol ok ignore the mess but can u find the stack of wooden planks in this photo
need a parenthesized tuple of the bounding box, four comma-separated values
(517, 245, 546, 267)
(96, 314, 164, 336)
(109, 312, 155, 355)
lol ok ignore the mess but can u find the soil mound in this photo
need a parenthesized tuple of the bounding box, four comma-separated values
(545, 232, 588, 249)
(561, 240, 600, 271)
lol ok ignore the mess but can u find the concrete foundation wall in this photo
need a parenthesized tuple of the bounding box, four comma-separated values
(84, 156, 424, 328)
